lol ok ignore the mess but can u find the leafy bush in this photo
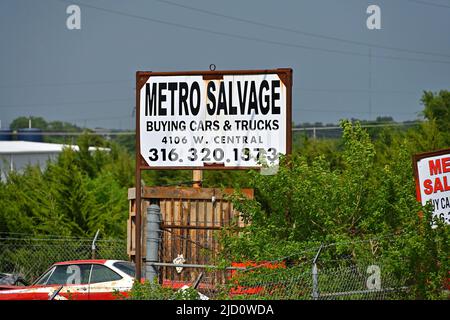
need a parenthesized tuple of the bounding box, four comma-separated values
(219, 120, 449, 299)
(128, 279, 200, 300)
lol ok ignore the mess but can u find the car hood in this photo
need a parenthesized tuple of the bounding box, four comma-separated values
(0, 285, 29, 291)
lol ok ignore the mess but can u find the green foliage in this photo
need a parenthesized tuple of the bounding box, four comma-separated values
(142, 169, 253, 189)
(422, 90, 450, 136)
(9, 116, 82, 144)
(10, 116, 49, 131)
(3, 91, 450, 299)
(293, 133, 344, 170)
(366, 211, 447, 299)
(9, 116, 81, 133)
(0, 134, 131, 238)
(111, 134, 135, 154)
(128, 279, 200, 300)
(128, 279, 175, 300)
(219, 120, 449, 299)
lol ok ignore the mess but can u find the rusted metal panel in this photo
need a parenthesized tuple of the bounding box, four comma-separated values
(128, 186, 254, 200)
(127, 186, 253, 285)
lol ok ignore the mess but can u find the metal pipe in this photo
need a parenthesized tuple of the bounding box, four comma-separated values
(312, 263, 319, 300)
(313, 244, 323, 264)
(192, 273, 204, 289)
(91, 229, 100, 259)
(135, 170, 142, 280)
(145, 204, 162, 282)
(319, 286, 409, 298)
(312, 244, 324, 300)
(162, 224, 223, 230)
(148, 262, 246, 270)
(135, 76, 142, 281)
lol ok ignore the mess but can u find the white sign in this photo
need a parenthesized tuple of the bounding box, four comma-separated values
(138, 72, 289, 169)
(415, 151, 450, 224)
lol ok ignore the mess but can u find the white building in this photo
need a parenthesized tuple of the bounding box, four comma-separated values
(0, 140, 109, 181)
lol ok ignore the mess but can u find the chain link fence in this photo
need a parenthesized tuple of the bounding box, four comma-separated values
(153, 262, 411, 300)
(0, 234, 127, 283)
(316, 263, 409, 300)
(160, 237, 417, 300)
(0, 234, 445, 300)
(184, 267, 403, 300)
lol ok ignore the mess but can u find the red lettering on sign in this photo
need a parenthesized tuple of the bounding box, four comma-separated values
(429, 159, 442, 176)
(443, 157, 450, 173)
(423, 176, 450, 194)
(434, 177, 444, 193)
(444, 176, 450, 191)
(424, 179, 433, 195)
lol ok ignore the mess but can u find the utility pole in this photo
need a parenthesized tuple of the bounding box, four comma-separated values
(369, 47, 373, 120)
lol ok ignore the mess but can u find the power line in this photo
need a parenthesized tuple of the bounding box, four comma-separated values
(5, 122, 423, 136)
(298, 107, 420, 115)
(62, 114, 133, 122)
(293, 121, 422, 131)
(155, 0, 450, 59)
(404, 0, 450, 9)
(52, 0, 450, 66)
(0, 79, 132, 89)
(0, 98, 422, 114)
(50, 0, 368, 58)
(295, 87, 423, 95)
(0, 98, 133, 109)
(0, 77, 427, 94)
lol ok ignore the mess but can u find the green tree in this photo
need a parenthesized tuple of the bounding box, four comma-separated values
(0, 137, 130, 238)
(421, 90, 450, 136)
(10, 116, 48, 130)
(219, 120, 449, 299)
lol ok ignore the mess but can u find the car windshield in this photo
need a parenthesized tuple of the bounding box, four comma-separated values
(46, 264, 91, 285)
(113, 261, 135, 277)
(33, 267, 55, 285)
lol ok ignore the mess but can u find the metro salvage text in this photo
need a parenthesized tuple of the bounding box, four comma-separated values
(145, 80, 282, 116)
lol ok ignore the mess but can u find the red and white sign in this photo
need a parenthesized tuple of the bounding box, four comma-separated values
(414, 149, 450, 224)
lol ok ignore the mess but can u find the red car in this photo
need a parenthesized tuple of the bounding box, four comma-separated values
(0, 260, 135, 300)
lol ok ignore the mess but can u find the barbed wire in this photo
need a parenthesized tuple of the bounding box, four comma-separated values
(0, 237, 127, 282)
(240, 232, 407, 272)
(0, 236, 126, 243)
(321, 233, 402, 249)
(161, 229, 214, 251)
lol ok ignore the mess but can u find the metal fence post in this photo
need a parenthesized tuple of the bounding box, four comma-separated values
(91, 229, 100, 259)
(145, 203, 162, 283)
(312, 244, 323, 300)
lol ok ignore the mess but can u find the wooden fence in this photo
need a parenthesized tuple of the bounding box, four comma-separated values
(128, 186, 253, 286)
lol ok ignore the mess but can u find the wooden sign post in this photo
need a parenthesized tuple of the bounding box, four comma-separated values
(193, 170, 203, 188)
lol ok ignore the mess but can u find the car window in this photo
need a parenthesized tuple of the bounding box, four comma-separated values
(46, 264, 91, 285)
(90, 264, 122, 284)
(113, 261, 135, 277)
